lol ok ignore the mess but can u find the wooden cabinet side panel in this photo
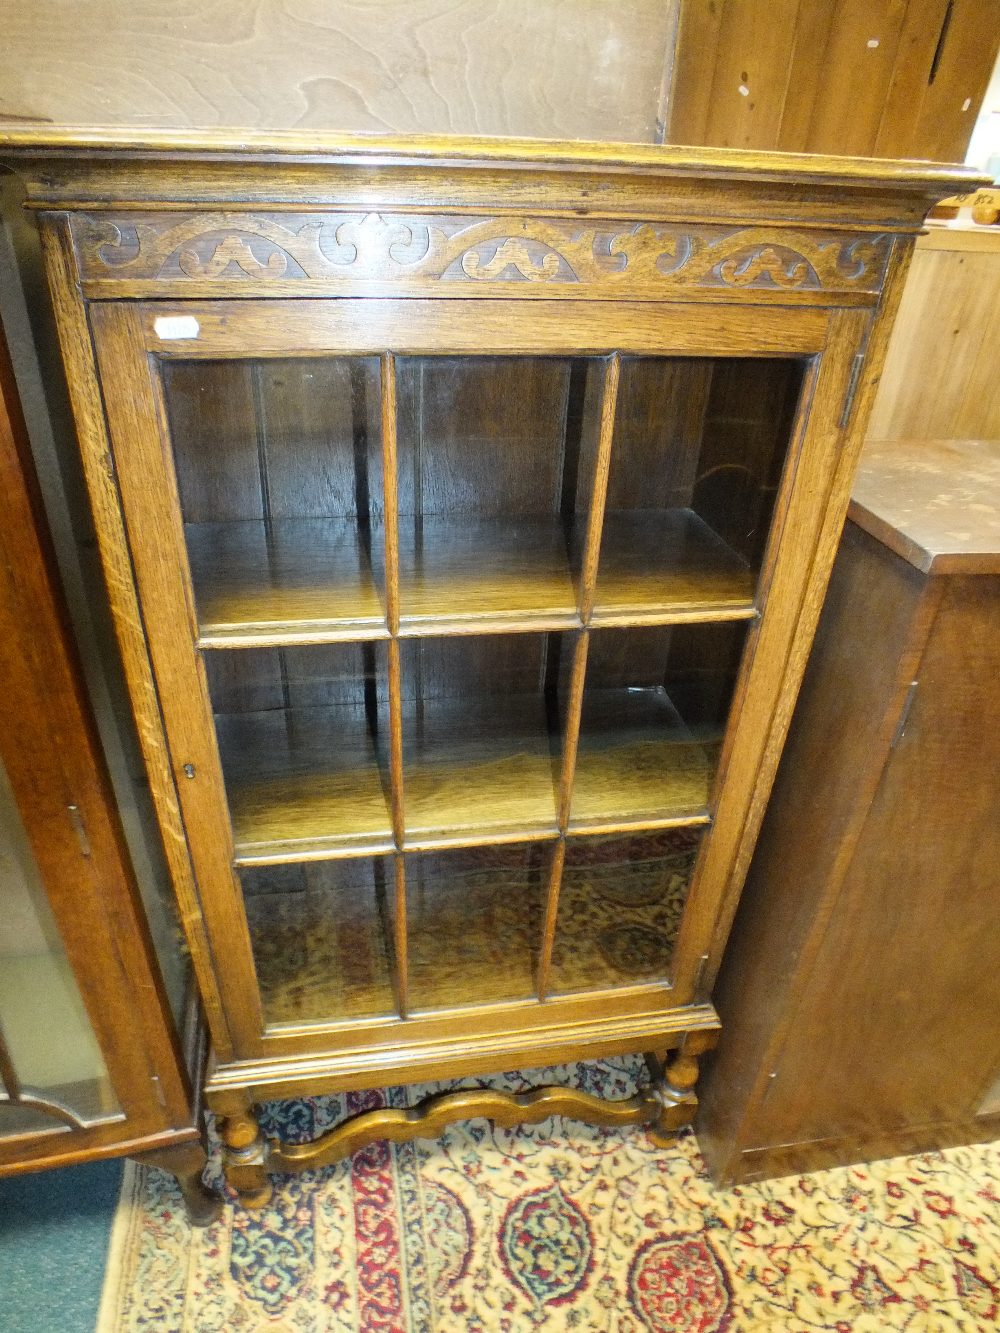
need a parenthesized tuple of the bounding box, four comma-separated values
(748, 574, 1000, 1147)
(696, 525, 934, 1179)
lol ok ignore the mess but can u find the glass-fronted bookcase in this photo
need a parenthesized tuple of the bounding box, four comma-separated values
(12, 129, 968, 1204)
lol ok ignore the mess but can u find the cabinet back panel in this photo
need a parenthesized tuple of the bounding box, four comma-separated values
(693, 358, 803, 566)
(162, 357, 383, 526)
(396, 356, 591, 520)
(164, 361, 262, 523)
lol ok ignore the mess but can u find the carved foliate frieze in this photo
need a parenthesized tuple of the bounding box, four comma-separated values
(72, 211, 892, 297)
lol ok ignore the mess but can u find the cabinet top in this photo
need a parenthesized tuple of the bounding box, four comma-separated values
(0, 128, 984, 223)
(851, 439, 1000, 575)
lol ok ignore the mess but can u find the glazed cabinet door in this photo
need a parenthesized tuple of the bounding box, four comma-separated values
(0, 321, 197, 1171)
(88, 298, 866, 1062)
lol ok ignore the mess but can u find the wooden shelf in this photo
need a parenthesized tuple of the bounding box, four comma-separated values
(403, 695, 560, 846)
(217, 705, 393, 863)
(590, 509, 756, 625)
(398, 516, 578, 634)
(217, 694, 560, 862)
(187, 519, 387, 648)
(569, 687, 716, 831)
(187, 510, 753, 649)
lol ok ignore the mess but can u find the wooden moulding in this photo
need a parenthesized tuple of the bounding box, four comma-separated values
(0, 128, 982, 229)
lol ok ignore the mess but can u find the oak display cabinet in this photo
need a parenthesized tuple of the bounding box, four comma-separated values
(1, 130, 975, 1204)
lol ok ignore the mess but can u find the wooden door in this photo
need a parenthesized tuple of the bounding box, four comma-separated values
(88, 296, 867, 1071)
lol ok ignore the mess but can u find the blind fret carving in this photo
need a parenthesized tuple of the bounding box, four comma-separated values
(73, 212, 892, 298)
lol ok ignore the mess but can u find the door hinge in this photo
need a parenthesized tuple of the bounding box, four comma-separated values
(67, 803, 92, 858)
(694, 953, 710, 998)
(838, 352, 866, 429)
(891, 681, 919, 749)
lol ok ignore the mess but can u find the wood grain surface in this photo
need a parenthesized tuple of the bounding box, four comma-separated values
(189, 519, 386, 646)
(666, 0, 1000, 162)
(591, 510, 756, 624)
(0, 0, 678, 142)
(701, 520, 1000, 1180)
(31, 136, 950, 1155)
(570, 688, 716, 831)
(217, 703, 393, 863)
(851, 438, 1000, 575)
(865, 231, 1000, 443)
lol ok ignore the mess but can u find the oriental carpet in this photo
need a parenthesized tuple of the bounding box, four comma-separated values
(97, 1056, 1000, 1332)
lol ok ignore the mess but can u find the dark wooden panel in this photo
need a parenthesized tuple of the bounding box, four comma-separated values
(693, 358, 802, 566)
(256, 358, 381, 521)
(699, 512, 1000, 1182)
(752, 574, 1000, 1143)
(604, 359, 713, 512)
(697, 522, 937, 1180)
(0, 0, 679, 143)
(163, 361, 261, 523)
(397, 357, 572, 519)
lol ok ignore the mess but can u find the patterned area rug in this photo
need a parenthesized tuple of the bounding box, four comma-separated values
(98, 1057, 1000, 1332)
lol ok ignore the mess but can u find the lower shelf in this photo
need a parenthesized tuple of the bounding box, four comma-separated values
(401, 694, 560, 845)
(217, 705, 393, 862)
(571, 687, 716, 831)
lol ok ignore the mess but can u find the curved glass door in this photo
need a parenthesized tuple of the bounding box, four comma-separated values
(0, 757, 119, 1137)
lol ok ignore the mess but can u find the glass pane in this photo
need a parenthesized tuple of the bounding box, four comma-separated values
(407, 844, 548, 1011)
(0, 757, 118, 1133)
(162, 357, 386, 644)
(571, 623, 747, 829)
(242, 859, 398, 1027)
(549, 829, 703, 995)
(593, 356, 805, 621)
(396, 356, 602, 632)
(206, 643, 392, 862)
(400, 633, 568, 845)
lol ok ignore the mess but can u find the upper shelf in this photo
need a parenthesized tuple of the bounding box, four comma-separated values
(588, 510, 756, 626)
(189, 519, 386, 647)
(397, 517, 577, 635)
(188, 510, 756, 647)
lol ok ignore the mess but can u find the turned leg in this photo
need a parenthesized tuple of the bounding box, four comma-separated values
(221, 1106, 273, 1209)
(646, 1032, 716, 1148)
(133, 1140, 222, 1227)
